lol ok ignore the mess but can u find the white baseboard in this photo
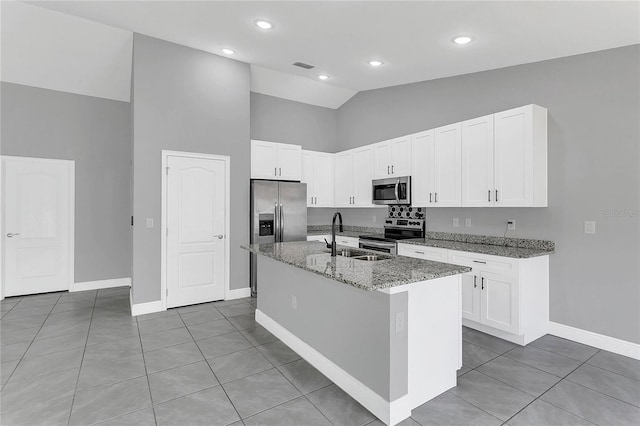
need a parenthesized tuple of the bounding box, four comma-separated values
(130, 299, 164, 317)
(256, 309, 410, 426)
(548, 321, 640, 360)
(71, 277, 131, 292)
(227, 287, 251, 300)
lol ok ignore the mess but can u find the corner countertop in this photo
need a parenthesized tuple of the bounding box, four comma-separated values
(399, 238, 554, 259)
(242, 241, 471, 291)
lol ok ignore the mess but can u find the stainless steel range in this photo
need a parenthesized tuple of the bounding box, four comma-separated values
(359, 215, 425, 255)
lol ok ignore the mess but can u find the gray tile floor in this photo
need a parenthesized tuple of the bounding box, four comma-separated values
(1, 287, 639, 425)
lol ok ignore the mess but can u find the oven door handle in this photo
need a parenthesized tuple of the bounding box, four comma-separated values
(394, 180, 400, 203)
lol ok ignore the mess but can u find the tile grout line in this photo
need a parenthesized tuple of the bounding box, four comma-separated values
(2, 292, 63, 390)
(134, 303, 159, 426)
(175, 304, 246, 423)
(500, 349, 604, 426)
(66, 289, 99, 426)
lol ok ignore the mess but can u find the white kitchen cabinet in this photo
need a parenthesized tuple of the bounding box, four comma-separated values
(373, 136, 412, 179)
(397, 243, 447, 262)
(410, 125, 461, 207)
(462, 115, 495, 207)
(493, 105, 547, 207)
(334, 146, 375, 207)
(301, 150, 334, 207)
(251, 140, 302, 181)
(307, 234, 330, 242)
(335, 236, 359, 247)
(460, 272, 481, 322)
(461, 105, 547, 207)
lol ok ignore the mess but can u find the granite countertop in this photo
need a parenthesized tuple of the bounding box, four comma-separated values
(242, 241, 471, 291)
(399, 238, 554, 259)
(307, 229, 371, 238)
(307, 225, 383, 239)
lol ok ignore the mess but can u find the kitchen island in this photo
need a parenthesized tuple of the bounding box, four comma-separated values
(242, 241, 471, 426)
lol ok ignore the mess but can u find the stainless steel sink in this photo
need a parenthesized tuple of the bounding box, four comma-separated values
(324, 249, 390, 261)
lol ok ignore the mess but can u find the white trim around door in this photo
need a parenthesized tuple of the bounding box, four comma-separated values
(1, 155, 75, 299)
(160, 150, 231, 311)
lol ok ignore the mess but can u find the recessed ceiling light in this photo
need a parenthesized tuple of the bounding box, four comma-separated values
(368, 60, 383, 67)
(254, 19, 274, 30)
(318, 75, 330, 80)
(221, 48, 235, 55)
(452, 35, 473, 45)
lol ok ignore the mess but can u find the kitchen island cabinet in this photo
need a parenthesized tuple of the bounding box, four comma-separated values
(243, 241, 470, 425)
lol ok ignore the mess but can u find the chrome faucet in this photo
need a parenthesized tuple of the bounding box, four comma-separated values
(330, 211, 343, 257)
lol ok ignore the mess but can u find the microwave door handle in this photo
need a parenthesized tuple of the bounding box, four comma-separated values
(394, 180, 400, 203)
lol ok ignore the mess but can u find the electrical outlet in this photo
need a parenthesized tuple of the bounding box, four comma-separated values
(145, 218, 154, 228)
(452, 218, 459, 228)
(584, 221, 596, 234)
(395, 312, 405, 333)
(507, 220, 516, 230)
(291, 295, 297, 309)
(465, 218, 472, 227)
(372, 215, 376, 223)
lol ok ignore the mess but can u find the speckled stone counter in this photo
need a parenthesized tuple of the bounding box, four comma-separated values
(400, 236, 554, 259)
(307, 225, 383, 239)
(242, 241, 471, 291)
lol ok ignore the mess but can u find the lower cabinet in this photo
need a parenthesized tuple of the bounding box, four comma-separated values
(398, 243, 549, 345)
(307, 235, 359, 248)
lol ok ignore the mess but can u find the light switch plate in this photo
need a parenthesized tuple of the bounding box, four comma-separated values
(395, 312, 405, 333)
(507, 220, 516, 231)
(465, 218, 472, 227)
(146, 218, 154, 228)
(452, 218, 459, 228)
(584, 221, 596, 234)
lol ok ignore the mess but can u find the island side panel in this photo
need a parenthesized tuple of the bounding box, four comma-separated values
(256, 255, 408, 402)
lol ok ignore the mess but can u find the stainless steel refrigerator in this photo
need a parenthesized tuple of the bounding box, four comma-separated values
(250, 180, 307, 296)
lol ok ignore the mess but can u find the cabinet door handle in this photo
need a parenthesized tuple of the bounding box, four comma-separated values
(315, 197, 317, 204)
(274, 167, 277, 176)
(473, 275, 477, 288)
(391, 165, 394, 174)
(473, 260, 487, 264)
(279, 167, 282, 176)
(488, 190, 491, 202)
(429, 193, 432, 203)
(481, 277, 485, 290)
(435, 192, 438, 203)
(495, 190, 498, 202)
(387, 165, 390, 175)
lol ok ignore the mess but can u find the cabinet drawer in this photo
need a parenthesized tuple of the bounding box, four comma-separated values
(448, 250, 517, 275)
(307, 235, 329, 242)
(336, 236, 359, 248)
(398, 244, 448, 262)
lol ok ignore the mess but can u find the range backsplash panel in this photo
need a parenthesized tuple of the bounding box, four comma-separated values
(388, 205, 425, 219)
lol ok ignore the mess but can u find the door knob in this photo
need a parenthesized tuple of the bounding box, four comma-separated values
(214, 235, 224, 239)
(6, 233, 20, 238)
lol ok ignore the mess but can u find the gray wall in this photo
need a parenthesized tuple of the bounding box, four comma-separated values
(258, 255, 408, 400)
(250, 92, 339, 152)
(131, 34, 250, 304)
(1, 82, 132, 283)
(336, 45, 640, 344)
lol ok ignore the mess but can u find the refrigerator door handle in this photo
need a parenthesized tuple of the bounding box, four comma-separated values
(279, 203, 284, 241)
(274, 202, 280, 242)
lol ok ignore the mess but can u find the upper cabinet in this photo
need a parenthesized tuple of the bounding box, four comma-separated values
(251, 140, 302, 181)
(302, 150, 334, 207)
(334, 146, 375, 207)
(373, 136, 413, 179)
(411, 124, 462, 207)
(461, 105, 547, 207)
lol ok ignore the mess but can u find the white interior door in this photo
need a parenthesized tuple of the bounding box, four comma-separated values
(3, 156, 74, 297)
(166, 155, 227, 308)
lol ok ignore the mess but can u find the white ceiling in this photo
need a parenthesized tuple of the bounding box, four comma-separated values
(21, 1, 640, 108)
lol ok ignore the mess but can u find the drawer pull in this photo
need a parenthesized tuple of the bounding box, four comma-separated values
(414, 251, 425, 254)
(473, 260, 487, 264)
(474, 275, 477, 288)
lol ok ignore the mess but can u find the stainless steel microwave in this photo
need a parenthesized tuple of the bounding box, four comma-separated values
(372, 176, 411, 205)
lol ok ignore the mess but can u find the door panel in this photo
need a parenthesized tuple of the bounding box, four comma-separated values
(313, 153, 334, 207)
(3, 157, 73, 296)
(433, 123, 462, 207)
(462, 115, 494, 207)
(250, 140, 278, 179)
(461, 272, 480, 322)
(301, 151, 315, 206)
(167, 155, 226, 308)
(480, 271, 519, 334)
(391, 136, 412, 176)
(411, 131, 433, 206)
(279, 182, 307, 242)
(352, 147, 374, 206)
(373, 142, 392, 179)
(277, 144, 302, 181)
(334, 151, 353, 207)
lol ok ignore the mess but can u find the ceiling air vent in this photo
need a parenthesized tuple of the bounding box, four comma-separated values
(292, 61, 315, 70)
